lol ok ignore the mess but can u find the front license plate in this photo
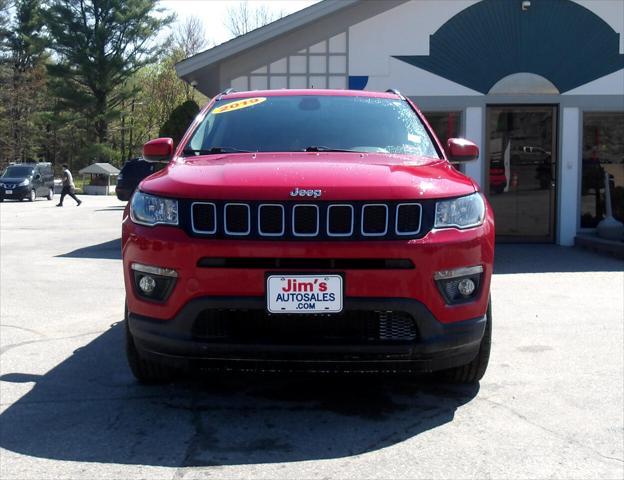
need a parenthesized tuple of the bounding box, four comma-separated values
(5, 190, 12, 194)
(267, 274, 343, 314)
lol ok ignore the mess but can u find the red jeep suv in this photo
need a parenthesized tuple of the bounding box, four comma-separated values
(122, 89, 494, 384)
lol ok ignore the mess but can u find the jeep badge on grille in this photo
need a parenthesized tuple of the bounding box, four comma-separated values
(290, 187, 322, 198)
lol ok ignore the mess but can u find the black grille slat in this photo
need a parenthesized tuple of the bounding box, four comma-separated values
(328, 205, 353, 235)
(293, 205, 318, 235)
(192, 203, 216, 233)
(192, 309, 418, 344)
(225, 204, 250, 234)
(362, 205, 388, 235)
(259, 205, 284, 235)
(396, 204, 422, 234)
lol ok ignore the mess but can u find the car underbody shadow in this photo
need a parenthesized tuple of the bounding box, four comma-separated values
(56, 238, 121, 260)
(0, 321, 479, 467)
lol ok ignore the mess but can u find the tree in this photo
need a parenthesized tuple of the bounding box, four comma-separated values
(224, 1, 284, 38)
(171, 16, 210, 102)
(159, 99, 199, 146)
(173, 16, 209, 58)
(0, 0, 48, 164)
(44, 0, 173, 151)
(0, 0, 11, 47)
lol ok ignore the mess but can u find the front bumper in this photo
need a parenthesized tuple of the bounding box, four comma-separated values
(0, 186, 29, 199)
(122, 220, 494, 323)
(128, 296, 486, 373)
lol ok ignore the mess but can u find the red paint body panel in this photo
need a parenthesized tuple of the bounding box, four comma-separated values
(140, 154, 475, 201)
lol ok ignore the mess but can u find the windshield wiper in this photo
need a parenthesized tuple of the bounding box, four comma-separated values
(183, 147, 252, 156)
(303, 146, 360, 153)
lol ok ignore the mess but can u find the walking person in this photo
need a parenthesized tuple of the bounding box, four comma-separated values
(56, 164, 82, 207)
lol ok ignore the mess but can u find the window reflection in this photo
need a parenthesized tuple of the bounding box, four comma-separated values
(581, 113, 624, 227)
(423, 112, 461, 145)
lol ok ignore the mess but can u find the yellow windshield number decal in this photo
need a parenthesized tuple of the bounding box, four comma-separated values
(212, 97, 267, 114)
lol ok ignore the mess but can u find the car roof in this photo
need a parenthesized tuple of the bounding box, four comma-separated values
(220, 89, 402, 101)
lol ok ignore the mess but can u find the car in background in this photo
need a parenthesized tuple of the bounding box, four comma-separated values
(0, 163, 54, 202)
(116, 158, 162, 201)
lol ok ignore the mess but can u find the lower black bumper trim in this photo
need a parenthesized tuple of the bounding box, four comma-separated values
(128, 296, 486, 373)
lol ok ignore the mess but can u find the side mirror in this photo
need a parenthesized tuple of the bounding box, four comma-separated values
(143, 138, 174, 162)
(447, 138, 479, 163)
(34, 173, 41, 180)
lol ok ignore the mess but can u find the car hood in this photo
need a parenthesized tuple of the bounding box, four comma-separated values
(0, 177, 29, 183)
(140, 152, 477, 201)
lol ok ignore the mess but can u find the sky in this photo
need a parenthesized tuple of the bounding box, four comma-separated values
(158, 0, 321, 49)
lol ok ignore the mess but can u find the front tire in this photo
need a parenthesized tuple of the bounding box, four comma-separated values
(47, 188, 54, 200)
(440, 300, 492, 383)
(125, 305, 177, 384)
(28, 189, 36, 202)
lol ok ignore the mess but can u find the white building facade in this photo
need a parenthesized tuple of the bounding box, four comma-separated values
(176, 0, 624, 245)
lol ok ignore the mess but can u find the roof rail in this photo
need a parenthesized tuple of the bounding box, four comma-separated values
(215, 88, 237, 101)
(385, 88, 405, 99)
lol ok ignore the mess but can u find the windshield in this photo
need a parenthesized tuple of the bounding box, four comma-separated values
(185, 95, 440, 157)
(2, 166, 34, 178)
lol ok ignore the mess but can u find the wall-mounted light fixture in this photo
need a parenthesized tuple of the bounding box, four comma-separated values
(522, 1, 531, 11)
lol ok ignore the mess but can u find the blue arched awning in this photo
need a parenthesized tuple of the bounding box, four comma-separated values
(394, 0, 624, 94)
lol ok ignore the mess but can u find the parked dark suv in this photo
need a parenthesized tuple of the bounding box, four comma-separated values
(116, 158, 160, 201)
(0, 163, 54, 202)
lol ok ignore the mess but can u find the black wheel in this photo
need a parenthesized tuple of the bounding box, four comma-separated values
(28, 189, 36, 202)
(440, 300, 492, 383)
(47, 188, 54, 200)
(125, 305, 177, 384)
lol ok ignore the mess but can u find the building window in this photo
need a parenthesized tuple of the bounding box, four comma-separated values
(580, 112, 624, 228)
(229, 32, 348, 94)
(422, 111, 462, 145)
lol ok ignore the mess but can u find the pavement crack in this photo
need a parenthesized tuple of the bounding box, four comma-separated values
(0, 330, 102, 356)
(172, 391, 208, 480)
(0, 324, 48, 337)
(479, 396, 624, 465)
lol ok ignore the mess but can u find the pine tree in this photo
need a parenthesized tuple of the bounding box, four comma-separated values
(0, 0, 48, 164)
(44, 0, 172, 155)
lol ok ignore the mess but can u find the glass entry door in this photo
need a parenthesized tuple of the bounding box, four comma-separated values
(486, 106, 557, 241)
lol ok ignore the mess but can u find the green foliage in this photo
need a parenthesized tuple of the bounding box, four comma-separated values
(80, 143, 122, 167)
(159, 100, 200, 146)
(0, 0, 207, 170)
(0, 0, 48, 164)
(44, 0, 174, 146)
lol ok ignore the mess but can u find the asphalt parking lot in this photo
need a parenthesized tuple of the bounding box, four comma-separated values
(1, 195, 623, 480)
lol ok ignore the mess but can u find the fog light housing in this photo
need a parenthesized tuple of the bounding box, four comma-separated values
(434, 265, 483, 305)
(131, 263, 177, 302)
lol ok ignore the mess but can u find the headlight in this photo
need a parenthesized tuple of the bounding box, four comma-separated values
(434, 193, 485, 229)
(18, 179, 30, 186)
(130, 191, 178, 227)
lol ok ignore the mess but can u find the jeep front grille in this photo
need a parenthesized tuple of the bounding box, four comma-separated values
(189, 201, 426, 240)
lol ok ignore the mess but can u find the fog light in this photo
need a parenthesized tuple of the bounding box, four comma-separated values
(131, 263, 177, 301)
(458, 278, 476, 297)
(434, 265, 483, 305)
(138, 275, 156, 294)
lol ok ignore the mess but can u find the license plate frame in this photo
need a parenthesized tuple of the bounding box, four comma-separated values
(5, 190, 12, 194)
(266, 274, 344, 314)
